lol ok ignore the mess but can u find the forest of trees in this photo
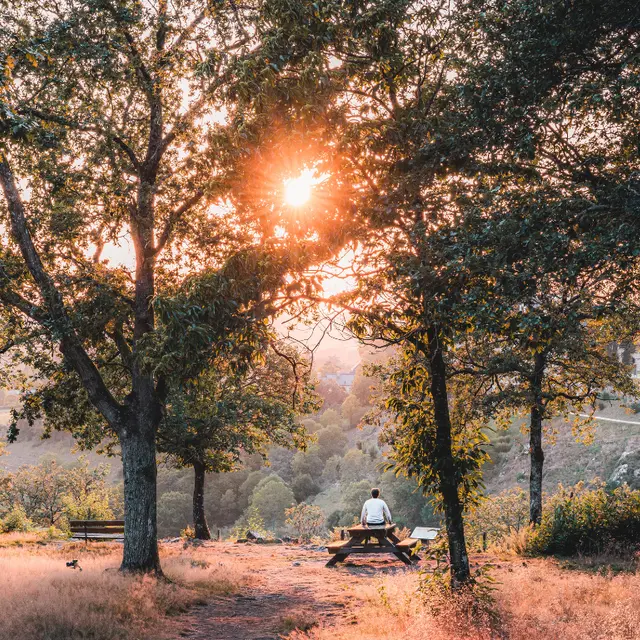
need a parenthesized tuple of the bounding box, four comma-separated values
(154, 354, 436, 538)
(0, 0, 638, 590)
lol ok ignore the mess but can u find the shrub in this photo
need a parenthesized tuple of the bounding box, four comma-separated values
(627, 401, 640, 414)
(39, 525, 69, 541)
(1, 506, 34, 533)
(180, 525, 196, 539)
(526, 482, 640, 556)
(230, 506, 272, 540)
(285, 503, 325, 542)
(466, 489, 529, 549)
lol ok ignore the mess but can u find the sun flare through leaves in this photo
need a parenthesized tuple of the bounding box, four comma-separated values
(283, 169, 317, 207)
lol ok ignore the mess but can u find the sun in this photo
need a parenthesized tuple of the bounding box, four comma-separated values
(283, 169, 316, 207)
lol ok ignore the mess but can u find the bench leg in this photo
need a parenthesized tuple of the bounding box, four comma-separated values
(393, 551, 413, 566)
(326, 553, 348, 568)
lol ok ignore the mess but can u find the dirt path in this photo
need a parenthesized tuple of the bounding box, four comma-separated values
(173, 543, 417, 640)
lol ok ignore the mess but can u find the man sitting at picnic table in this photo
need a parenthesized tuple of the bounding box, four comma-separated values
(360, 487, 392, 527)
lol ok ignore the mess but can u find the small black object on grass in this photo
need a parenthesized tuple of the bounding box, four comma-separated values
(66, 559, 82, 571)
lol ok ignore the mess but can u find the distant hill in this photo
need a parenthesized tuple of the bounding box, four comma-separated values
(0, 409, 122, 481)
(3, 399, 640, 498)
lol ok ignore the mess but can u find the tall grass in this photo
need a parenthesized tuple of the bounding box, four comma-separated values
(290, 562, 640, 640)
(0, 542, 251, 640)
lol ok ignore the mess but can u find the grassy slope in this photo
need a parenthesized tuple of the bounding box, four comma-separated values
(483, 401, 640, 494)
(0, 410, 122, 481)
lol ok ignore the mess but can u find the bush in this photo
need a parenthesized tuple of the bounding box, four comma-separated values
(285, 503, 325, 542)
(526, 482, 640, 556)
(466, 488, 529, 549)
(1, 505, 34, 533)
(40, 525, 69, 541)
(627, 401, 640, 414)
(230, 506, 272, 540)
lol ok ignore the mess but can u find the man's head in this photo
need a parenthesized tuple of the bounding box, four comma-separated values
(371, 488, 380, 499)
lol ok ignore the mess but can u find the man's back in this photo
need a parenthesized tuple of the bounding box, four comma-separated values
(361, 497, 392, 525)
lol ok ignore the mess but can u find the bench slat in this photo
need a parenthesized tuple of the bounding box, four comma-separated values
(70, 526, 124, 534)
(395, 538, 419, 549)
(327, 540, 350, 553)
(70, 532, 124, 537)
(69, 520, 124, 527)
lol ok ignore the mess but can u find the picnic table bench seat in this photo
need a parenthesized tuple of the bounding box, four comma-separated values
(327, 540, 351, 553)
(395, 538, 419, 550)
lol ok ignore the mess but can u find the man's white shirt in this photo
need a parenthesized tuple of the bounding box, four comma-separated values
(361, 497, 392, 524)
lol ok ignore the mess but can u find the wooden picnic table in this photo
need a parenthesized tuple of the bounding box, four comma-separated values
(326, 523, 420, 567)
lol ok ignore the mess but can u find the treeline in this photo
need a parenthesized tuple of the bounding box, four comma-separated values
(0, 457, 121, 532)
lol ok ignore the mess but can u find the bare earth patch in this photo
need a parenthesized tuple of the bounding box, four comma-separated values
(173, 542, 415, 640)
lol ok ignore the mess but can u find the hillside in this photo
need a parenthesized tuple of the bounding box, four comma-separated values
(0, 409, 122, 481)
(3, 398, 640, 535)
(483, 400, 640, 494)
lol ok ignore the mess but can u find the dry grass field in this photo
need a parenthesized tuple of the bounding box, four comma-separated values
(0, 537, 252, 640)
(294, 558, 640, 640)
(1, 536, 638, 640)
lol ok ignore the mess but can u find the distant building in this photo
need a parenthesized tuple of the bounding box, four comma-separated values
(612, 342, 640, 378)
(322, 363, 359, 392)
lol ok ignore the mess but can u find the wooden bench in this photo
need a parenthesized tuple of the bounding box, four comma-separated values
(395, 538, 419, 550)
(327, 540, 350, 554)
(70, 520, 124, 542)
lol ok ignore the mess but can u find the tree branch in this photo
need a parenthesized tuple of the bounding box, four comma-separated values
(0, 156, 123, 427)
(153, 188, 204, 256)
(17, 107, 141, 173)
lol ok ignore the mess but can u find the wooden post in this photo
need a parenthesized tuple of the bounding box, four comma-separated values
(217, 529, 221, 541)
(340, 529, 345, 540)
(84, 522, 88, 545)
(482, 531, 487, 552)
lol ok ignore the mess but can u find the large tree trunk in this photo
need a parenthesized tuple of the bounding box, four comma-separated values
(120, 419, 161, 573)
(426, 326, 471, 588)
(529, 352, 546, 526)
(193, 460, 211, 540)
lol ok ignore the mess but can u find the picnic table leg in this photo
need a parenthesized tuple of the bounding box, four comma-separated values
(326, 553, 348, 568)
(393, 551, 413, 566)
(387, 531, 401, 544)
